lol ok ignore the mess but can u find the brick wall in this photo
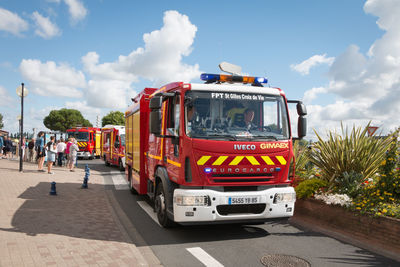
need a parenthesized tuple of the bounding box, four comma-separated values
(293, 198, 400, 254)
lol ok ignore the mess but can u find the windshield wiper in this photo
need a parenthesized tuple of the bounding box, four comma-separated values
(206, 134, 237, 141)
(249, 135, 279, 141)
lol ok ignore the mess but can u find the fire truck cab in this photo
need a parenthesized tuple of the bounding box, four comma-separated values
(66, 127, 101, 159)
(125, 70, 307, 227)
(101, 125, 126, 170)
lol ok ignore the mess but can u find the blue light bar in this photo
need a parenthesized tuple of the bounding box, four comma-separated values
(200, 73, 268, 85)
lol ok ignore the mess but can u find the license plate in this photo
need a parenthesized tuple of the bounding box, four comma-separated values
(228, 196, 260, 205)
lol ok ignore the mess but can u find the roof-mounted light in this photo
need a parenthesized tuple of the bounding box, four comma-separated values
(200, 73, 268, 86)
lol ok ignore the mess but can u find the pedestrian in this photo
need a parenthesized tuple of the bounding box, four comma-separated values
(68, 138, 79, 172)
(4, 136, 13, 159)
(21, 137, 26, 161)
(46, 136, 57, 174)
(35, 131, 46, 172)
(65, 138, 73, 168)
(56, 138, 66, 167)
(28, 138, 35, 162)
(0, 134, 4, 159)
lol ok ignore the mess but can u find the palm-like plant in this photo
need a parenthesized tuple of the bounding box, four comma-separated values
(309, 123, 393, 188)
(293, 140, 311, 175)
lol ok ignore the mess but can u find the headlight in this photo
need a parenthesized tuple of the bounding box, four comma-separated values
(273, 193, 296, 203)
(175, 195, 210, 206)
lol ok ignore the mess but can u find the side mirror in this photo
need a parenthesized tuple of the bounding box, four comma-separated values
(288, 100, 307, 140)
(297, 103, 307, 116)
(298, 116, 307, 139)
(149, 96, 162, 110)
(149, 110, 161, 135)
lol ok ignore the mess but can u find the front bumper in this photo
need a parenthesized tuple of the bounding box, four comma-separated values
(173, 186, 295, 223)
(77, 151, 91, 158)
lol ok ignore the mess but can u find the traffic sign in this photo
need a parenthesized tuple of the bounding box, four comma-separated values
(367, 126, 379, 136)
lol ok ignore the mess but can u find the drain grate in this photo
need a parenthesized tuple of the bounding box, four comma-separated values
(261, 254, 311, 267)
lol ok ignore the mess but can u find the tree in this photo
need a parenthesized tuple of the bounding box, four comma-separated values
(0, 113, 3, 129)
(102, 111, 125, 127)
(43, 109, 92, 132)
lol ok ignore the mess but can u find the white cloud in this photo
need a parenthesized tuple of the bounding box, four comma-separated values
(290, 54, 335, 75)
(302, 87, 327, 104)
(31, 11, 61, 39)
(64, 0, 87, 24)
(19, 59, 86, 97)
(117, 10, 200, 85)
(0, 85, 14, 107)
(300, 0, 400, 139)
(0, 7, 29, 36)
(82, 10, 200, 109)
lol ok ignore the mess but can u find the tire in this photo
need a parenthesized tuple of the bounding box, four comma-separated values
(155, 182, 175, 228)
(104, 155, 110, 166)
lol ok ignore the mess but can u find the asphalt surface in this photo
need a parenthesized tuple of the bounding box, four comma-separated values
(86, 159, 400, 267)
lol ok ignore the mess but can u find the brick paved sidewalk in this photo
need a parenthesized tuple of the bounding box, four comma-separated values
(0, 158, 158, 266)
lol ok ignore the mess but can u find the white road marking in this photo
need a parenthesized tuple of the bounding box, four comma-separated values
(111, 173, 130, 190)
(186, 247, 224, 267)
(137, 201, 162, 227)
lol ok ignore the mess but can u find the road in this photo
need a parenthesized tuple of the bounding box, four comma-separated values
(82, 159, 399, 267)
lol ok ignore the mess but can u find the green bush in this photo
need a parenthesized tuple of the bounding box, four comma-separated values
(334, 171, 364, 199)
(295, 178, 328, 199)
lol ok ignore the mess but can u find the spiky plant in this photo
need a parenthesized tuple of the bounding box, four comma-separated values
(293, 140, 311, 175)
(309, 123, 393, 189)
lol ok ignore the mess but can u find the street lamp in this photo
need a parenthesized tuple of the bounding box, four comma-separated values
(16, 83, 28, 172)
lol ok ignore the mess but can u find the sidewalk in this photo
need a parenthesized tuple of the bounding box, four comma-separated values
(0, 158, 160, 266)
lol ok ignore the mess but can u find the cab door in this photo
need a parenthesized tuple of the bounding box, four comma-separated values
(165, 94, 182, 183)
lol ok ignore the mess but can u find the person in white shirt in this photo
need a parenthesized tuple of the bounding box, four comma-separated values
(56, 138, 67, 167)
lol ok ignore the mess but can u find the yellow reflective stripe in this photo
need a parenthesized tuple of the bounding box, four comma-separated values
(147, 153, 162, 160)
(261, 156, 275, 165)
(276, 156, 287, 165)
(212, 156, 228, 165)
(246, 156, 260, 165)
(167, 159, 181, 167)
(197, 156, 211, 165)
(229, 156, 244, 165)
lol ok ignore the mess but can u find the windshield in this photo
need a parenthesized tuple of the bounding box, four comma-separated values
(185, 91, 290, 141)
(120, 134, 126, 146)
(67, 131, 89, 141)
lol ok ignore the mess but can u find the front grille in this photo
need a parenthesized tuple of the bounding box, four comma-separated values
(213, 178, 271, 183)
(212, 173, 272, 177)
(217, 204, 266, 216)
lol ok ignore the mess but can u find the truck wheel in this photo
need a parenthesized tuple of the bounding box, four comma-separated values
(119, 159, 124, 171)
(155, 182, 175, 228)
(104, 155, 110, 166)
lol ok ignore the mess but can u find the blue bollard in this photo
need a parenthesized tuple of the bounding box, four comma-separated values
(49, 181, 57, 195)
(82, 164, 90, 189)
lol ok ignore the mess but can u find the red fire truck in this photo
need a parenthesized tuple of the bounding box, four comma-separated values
(101, 125, 125, 170)
(125, 70, 307, 227)
(66, 127, 101, 159)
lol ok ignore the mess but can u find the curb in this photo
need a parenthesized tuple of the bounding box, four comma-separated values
(289, 216, 400, 263)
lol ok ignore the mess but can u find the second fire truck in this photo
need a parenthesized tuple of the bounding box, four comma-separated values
(66, 127, 101, 159)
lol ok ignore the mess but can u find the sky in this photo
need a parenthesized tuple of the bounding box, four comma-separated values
(0, 0, 399, 140)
